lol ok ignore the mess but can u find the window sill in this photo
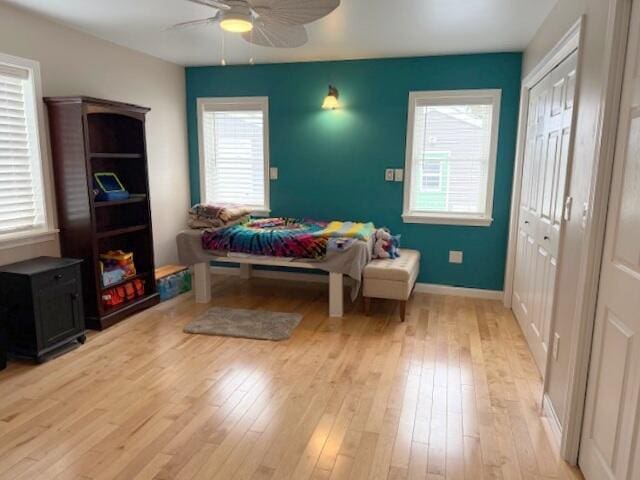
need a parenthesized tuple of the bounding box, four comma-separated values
(402, 213, 493, 227)
(0, 228, 59, 250)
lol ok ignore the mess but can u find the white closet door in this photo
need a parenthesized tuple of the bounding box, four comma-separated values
(512, 51, 578, 374)
(579, 2, 640, 478)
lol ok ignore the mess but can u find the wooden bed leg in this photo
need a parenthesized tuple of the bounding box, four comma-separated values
(329, 272, 344, 318)
(193, 262, 211, 304)
(399, 300, 406, 322)
(239, 263, 252, 280)
(364, 297, 371, 316)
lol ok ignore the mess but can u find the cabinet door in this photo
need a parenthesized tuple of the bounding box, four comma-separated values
(36, 277, 83, 347)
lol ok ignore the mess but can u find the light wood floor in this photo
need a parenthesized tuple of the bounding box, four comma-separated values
(0, 276, 583, 480)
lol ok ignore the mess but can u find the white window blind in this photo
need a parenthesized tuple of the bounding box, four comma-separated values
(403, 90, 501, 226)
(198, 97, 269, 211)
(0, 60, 46, 236)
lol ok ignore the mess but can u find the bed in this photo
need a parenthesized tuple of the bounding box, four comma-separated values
(176, 227, 372, 317)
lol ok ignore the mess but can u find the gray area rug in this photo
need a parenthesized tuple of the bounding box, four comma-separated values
(183, 307, 302, 341)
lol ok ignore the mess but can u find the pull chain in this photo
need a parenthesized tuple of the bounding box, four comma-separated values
(220, 30, 226, 66)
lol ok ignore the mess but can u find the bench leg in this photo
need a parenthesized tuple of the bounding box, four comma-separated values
(329, 272, 344, 318)
(193, 262, 212, 304)
(399, 300, 406, 322)
(364, 297, 371, 316)
(239, 263, 253, 279)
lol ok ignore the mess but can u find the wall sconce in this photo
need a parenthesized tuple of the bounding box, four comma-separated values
(322, 85, 339, 110)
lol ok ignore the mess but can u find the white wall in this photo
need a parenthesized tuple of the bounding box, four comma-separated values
(0, 2, 189, 267)
(523, 0, 616, 432)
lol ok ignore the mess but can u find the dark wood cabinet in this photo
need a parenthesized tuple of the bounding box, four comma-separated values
(44, 96, 159, 330)
(0, 257, 86, 363)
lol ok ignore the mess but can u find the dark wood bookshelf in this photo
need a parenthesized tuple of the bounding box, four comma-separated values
(96, 224, 149, 239)
(44, 96, 159, 330)
(94, 194, 147, 208)
(90, 153, 144, 159)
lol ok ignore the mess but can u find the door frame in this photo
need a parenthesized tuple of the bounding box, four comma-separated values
(503, 17, 583, 311)
(561, 0, 633, 464)
(503, 0, 635, 464)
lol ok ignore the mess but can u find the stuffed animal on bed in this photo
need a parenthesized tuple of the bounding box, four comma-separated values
(372, 228, 401, 259)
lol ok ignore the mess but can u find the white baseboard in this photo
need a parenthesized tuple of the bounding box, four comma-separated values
(414, 283, 503, 300)
(210, 265, 503, 300)
(542, 393, 563, 447)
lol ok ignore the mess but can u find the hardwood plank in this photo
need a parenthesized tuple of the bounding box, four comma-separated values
(0, 278, 583, 480)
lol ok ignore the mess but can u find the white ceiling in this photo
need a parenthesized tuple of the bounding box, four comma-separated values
(4, 0, 558, 66)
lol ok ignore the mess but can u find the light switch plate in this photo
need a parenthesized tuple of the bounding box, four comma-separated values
(449, 251, 463, 264)
(553, 333, 560, 360)
(394, 169, 404, 182)
(385, 168, 394, 181)
(269, 167, 278, 180)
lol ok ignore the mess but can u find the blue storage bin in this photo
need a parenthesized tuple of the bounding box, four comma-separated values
(156, 266, 191, 302)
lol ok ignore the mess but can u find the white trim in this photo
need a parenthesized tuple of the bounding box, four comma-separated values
(401, 213, 493, 226)
(542, 393, 563, 447)
(522, 19, 583, 88)
(196, 96, 270, 212)
(0, 228, 58, 250)
(402, 89, 501, 227)
(503, 17, 583, 309)
(0, 52, 57, 243)
(413, 283, 503, 300)
(561, 1, 632, 464)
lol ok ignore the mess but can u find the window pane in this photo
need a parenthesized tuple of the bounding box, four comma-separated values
(0, 65, 45, 235)
(409, 99, 495, 216)
(202, 105, 266, 209)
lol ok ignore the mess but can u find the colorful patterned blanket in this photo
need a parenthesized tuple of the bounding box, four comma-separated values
(201, 218, 377, 260)
(318, 221, 375, 241)
(202, 218, 329, 259)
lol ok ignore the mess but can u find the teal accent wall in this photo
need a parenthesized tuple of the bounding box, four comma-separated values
(186, 53, 522, 291)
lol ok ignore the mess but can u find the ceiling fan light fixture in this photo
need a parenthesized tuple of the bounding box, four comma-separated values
(322, 85, 339, 109)
(220, 5, 253, 33)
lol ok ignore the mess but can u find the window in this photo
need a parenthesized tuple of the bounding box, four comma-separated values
(0, 53, 53, 243)
(403, 89, 501, 226)
(197, 97, 269, 213)
(420, 152, 447, 193)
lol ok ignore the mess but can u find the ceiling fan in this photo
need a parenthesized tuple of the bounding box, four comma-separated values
(171, 0, 340, 48)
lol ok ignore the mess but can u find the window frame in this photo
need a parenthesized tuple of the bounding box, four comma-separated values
(197, 96, 270, 215)
(0, 52, 57, 249)
(402, 89, 501, 227)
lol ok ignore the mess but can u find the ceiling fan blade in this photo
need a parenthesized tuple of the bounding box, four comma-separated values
(187, 0, 231, 10)
(249, 0, 339, 25)
(168, 15, 219, 30)
(242, 18, 308, 47)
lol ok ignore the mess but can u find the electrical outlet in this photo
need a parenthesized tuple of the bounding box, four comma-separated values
(269, 167, 278, 180)
(385, 169, 394, 181)
(552, 333, 560, 360)
(449, 250, 463, 264)
(394, 169, 404, 182)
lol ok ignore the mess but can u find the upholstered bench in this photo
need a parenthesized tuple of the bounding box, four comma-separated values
(363, 249, 420, 321)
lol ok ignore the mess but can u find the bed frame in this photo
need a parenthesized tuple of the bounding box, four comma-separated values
(192, 257, 345, 317)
